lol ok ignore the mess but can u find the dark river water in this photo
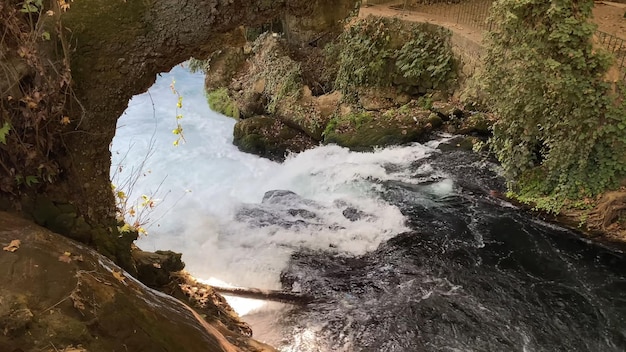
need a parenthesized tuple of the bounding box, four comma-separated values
(249, 145, 626, 352)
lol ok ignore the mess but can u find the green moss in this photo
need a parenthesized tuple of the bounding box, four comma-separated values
(323, 109, 432, 150)
(32, 197, 61, 226)
(323, 117, 338, 138)
(233, 116, 314, 161)
(207, 88, 240, 119)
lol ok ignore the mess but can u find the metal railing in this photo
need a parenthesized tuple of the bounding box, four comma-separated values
(390, 0, 626, 81)
(364, 1, 626, 81)
(595, 30, 626, 81)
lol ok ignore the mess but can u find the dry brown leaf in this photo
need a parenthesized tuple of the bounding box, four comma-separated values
(112, 270, 126, 283)
(58, 251, 72, 263)
(3, 239, 21, 252)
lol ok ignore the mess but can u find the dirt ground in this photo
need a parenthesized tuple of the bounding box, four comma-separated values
(594, 1, 626, 38)
(362, 1, 626, 40)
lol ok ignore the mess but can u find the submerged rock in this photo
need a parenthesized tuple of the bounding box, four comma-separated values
(0, 212, 273, 352)
(237, 190, 375, 231)
(237, 190, 323, 229)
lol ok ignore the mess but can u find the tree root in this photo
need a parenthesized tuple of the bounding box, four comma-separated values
(588, 191, 626, 231)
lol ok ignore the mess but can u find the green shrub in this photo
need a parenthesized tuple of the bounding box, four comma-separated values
(395, 28, 456, 90)
(207, 88, 240, 119)
(483, 0, 626, 212)
(334, 17, 456, 94)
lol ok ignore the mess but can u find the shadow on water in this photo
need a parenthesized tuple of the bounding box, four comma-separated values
(278, 149, 626, 352)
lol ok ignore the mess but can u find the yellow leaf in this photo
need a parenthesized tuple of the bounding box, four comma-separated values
(3, 239, 21, 252)
(60, 116, 71, 125)
(112, 270, 126, 283)
(61, 344, 88, 352)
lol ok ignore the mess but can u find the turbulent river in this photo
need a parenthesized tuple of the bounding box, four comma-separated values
(111, 66, 626, 351)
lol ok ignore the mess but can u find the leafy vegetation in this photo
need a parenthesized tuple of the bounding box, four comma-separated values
(395, 29, 456, 89)
(0, 0, 73, 195)
(169, 79, 186, 146)
(187, 57, 210, 73)
(207, 87, 240, 119)
(483, 0, 626, 212)
(334, 17, 456, 94)
(264, 57, 302, 113)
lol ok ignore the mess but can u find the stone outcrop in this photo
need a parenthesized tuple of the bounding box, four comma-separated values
(323, 106, 443, 150)
(203, 15, 489, 157)
(0, 212, 273, 352)
(233, 116, 316, 161)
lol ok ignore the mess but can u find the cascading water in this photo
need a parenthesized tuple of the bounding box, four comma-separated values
(112, 66, 626, 351)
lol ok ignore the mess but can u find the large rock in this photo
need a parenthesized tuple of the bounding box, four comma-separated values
(0, 212, 273, 352)
(233, 116, 317, 161)
(276, 87, 341, 141)
(202, 33, 248, 91)
(323, 107, 440, 150)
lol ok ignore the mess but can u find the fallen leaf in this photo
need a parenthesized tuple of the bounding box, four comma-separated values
(112, 270, 126, 283)
(3, 239, 21, 252)
(61, 345, 88, 352)
(58, 251, 72, 263)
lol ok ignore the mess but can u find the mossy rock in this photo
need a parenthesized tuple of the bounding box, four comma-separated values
(457, 112, 493, 136)
(275, 88, 336, 141)
(323, 108, 435, 150)
(233, 116, 316, 161)
(204, 47, 246, 91)
(207, 87, 240, 119)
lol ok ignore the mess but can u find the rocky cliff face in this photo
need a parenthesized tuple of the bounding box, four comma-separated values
(201, 15, 491, 160)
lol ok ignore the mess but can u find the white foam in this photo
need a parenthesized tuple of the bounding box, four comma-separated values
(111, 65, 433, 295)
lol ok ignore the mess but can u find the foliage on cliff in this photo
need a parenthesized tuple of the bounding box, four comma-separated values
(483, 0, 626, 212)
(333, 16, 456, 95)
(0, 0, 71, 196)
(207, 88, 240, 119)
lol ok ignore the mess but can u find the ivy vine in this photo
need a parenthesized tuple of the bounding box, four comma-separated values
(482, 0, 626, 212)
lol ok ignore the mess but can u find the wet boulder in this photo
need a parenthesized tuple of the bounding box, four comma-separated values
(132, 249, 185, 288)
(233, 116, 317, 161)
(237, 190, 322, 229)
